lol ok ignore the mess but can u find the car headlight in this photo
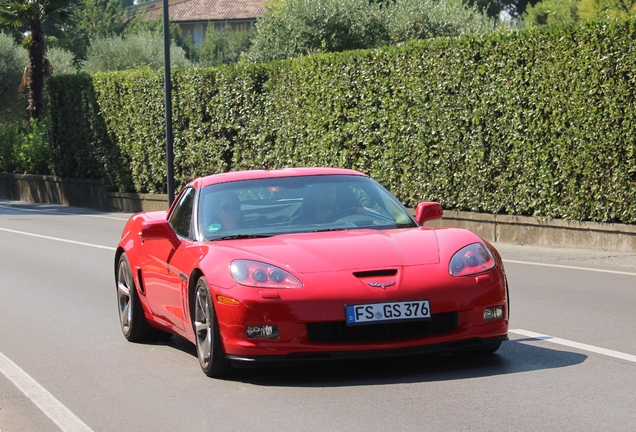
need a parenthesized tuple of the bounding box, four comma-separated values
(230, 260, 303, 289)
(449, 243, 496, 277)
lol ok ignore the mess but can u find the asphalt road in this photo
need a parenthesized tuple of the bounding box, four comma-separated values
(1, 200, 635, 432)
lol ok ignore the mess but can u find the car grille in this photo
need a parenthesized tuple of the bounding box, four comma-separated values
(306, 312, 458, 343)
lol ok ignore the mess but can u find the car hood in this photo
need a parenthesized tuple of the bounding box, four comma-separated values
(222, 228, 440, 274)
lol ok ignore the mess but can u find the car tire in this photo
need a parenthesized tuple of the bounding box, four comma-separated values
(193, 277, 231, 378)
(116, 253, 153, 342)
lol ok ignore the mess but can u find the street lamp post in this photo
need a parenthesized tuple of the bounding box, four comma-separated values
(162, 0, 175, 206)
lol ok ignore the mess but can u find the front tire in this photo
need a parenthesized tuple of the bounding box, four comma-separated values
(193, 277, 230, 378)
(116, 253, 152, 342)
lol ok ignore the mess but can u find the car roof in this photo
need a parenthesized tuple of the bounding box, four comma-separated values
(190, 167, 369, 189)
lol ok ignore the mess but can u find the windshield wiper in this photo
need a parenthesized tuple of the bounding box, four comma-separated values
(308, 228, 350, 233)
(212, 234, 272, 241)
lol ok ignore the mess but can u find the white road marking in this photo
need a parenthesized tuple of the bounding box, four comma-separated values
(0, 203, 130, 221)
(0, 351, 93, 432)
(510, 329, 636, 363)
(504, 259, 636, 277)
(0, 227, 115, 251)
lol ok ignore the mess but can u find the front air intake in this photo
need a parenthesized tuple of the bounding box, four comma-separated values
(307, 312, 458, 343)
(353, 269, 397, 278)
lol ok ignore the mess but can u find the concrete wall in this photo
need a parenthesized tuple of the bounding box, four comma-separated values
(429, 211, 636, 253)
(0, 173, 111, 210)
(1, 173, 634, 251)
(0, 173, 169, 213)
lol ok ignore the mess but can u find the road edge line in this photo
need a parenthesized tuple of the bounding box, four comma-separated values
(503, 259, 636, 276)
(0, 351, 93, 432)
(510, 329, 636, 363)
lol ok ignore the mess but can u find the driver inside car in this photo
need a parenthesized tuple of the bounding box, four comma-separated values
(292, 183, 365, 224)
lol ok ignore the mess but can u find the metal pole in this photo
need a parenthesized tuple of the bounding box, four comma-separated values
(162, 0, 175, 206)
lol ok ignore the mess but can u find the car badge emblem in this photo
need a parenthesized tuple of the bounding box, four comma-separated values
(367, 281, 395, 289)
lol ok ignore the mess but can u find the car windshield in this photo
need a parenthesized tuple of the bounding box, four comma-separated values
(197, 175, 417, 241)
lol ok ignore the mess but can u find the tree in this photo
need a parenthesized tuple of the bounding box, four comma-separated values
(523, 0, 579, 24)
(0, 31, 27, 123)
(244, 0, 387, 63)
(244, 0, 510, 63)
(124, 11, 195, 60)
(46, 45, 76, 74)
(0, 0, 79, 120)
(384, 0, 507, 42)
(523, 0, 635, 25)
(62, 0, 130, 59)
(577, 0, 636, 20)
(82, 31, 191, 73)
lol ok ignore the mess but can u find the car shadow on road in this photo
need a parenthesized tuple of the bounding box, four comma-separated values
(226, 339, 586, 387)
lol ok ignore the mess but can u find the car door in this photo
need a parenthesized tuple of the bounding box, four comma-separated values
(141, 187, 196, 331)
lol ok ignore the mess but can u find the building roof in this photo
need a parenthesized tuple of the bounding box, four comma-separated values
(136, 0, 267, 23)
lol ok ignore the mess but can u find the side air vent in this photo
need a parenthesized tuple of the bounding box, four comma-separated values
(137, 268, 146, 295)
(353, 269, 397, 278)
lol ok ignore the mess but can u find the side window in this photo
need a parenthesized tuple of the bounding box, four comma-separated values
(170, 187, 195, 238)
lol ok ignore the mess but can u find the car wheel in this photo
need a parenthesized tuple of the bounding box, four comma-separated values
(193, 277, 230, 378)
(116, 253, 153, 342)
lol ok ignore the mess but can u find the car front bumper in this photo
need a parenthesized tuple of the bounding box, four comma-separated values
(225, 335, 509, 364)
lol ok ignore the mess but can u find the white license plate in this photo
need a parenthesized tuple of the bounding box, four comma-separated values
(345, 300, 431, 325)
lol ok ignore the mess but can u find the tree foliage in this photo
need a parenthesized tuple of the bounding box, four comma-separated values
(577, 0, 636, 19)
(47, 45, 76, 74)
(82, 31, 191, 73)
(523, 0, 579, 25)
(384, 0, 507, 41)
(123, 12, 195, 60)
(0, 31, 27, 124)
(0, 0, 80, 119)
(244, 0, 510, 63)
(524, 0, 636, 25)
(62, 0, 129, 59)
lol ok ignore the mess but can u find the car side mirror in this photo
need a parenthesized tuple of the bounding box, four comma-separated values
(141, 219, 181, 249)
(415, 202, 443, 225)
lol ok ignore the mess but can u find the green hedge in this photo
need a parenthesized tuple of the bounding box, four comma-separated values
(46, 19, 636, 223)
(47, 73, 131, 192)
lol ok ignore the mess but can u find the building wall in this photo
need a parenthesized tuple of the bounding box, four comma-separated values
(178, 20, 255, 46)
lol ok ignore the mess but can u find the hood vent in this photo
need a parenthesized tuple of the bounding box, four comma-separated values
(353, 269, 397, 278)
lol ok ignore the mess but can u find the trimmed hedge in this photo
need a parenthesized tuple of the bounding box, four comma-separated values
(47, 19, 636, 223)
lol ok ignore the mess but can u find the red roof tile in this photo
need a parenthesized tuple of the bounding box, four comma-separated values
(140, 0, 267, 23)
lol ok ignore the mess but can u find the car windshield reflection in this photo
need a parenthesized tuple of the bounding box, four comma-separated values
(198, 175, 417, 241)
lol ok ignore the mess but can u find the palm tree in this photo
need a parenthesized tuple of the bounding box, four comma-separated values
(0, 0, 78, 120)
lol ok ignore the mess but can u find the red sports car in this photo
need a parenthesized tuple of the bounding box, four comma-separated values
(115, 168, 509, 377)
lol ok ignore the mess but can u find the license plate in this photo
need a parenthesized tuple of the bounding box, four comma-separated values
(345, 300, 431, 325)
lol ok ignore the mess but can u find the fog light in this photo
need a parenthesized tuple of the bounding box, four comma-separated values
(484, 306, 504, 321)
(246, 325, 280, 339)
